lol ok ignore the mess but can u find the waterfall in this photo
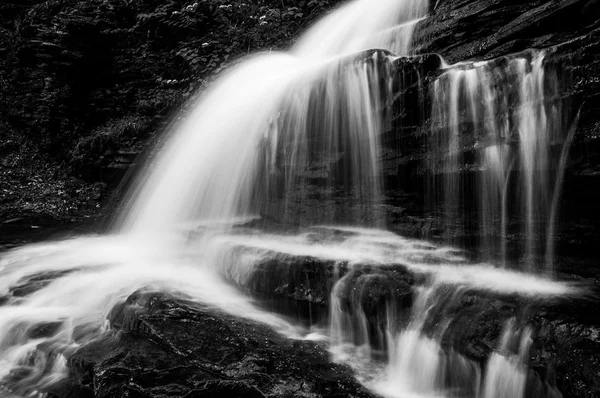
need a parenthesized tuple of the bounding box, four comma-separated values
(379, 286, 481, 398)
(326, 267, 566, 398)
(481, 319, 532, 398)
(382, 286, 452, 397)
(293, 0, 428, 58)
(230, 227, 571, 398)
(0, 0, 582, 396)
(115, 0, 429, 235)
(0, 0, 432, 394)
(428, 50, 570, 271)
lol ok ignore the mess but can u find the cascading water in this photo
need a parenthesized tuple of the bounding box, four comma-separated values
(379, 285, 482, 398)
(0, 0, 431, 394)
(212, 227, 573, 397)
(0, 0, 583, 397)
(429, 50, 570, 271)
(481, 319, 533, 398)
(293, 0, 428, 58)
(116, 0, 429, 234)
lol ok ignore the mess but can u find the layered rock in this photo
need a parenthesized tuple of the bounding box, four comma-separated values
(228, 240, 600, 397)
(2, 289, 375, 398)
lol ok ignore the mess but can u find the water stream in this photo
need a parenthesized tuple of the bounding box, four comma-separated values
(429, 52, 569, 271)
(0, 0, 582, 396)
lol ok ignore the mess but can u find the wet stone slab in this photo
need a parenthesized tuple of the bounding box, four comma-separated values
(41, 289, 376, 398)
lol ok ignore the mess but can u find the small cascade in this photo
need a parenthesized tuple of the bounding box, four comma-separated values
(327, 274, 564, 398)
(262, 51, 393, 227)
(330, 269, 375, 354)
(481, 319, 532, 398)
(428, 50, 571, 271)
(329, 263, 409, 360)
(215, 228, 575, 398)
(481, 319, 563, 398)
(375, 285, 481, 398)
(383, 286, 449, 396)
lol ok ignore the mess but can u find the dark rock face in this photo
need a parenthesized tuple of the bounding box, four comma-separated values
(0, 0, 344, 219)
(228, 238, 415, 311)
(415, 0, 600, 65)
(438, 290, 600, 398)
(247, 254, 341, 306)
(46, 289, 375, 398)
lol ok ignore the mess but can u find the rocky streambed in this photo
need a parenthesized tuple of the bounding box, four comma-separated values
(0, 225, 597, 398)
(215, 226, 600, 398)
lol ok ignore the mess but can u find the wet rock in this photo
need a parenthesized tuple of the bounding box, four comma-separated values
(246, 254, 342, 305)
(27, 321, 63, 339)
(238, 243, 415, 311)
(335, 266, 414, 315)
(332, 266, 415, 350)
(398, 0, 600, 267)
(56, 289, 376, 398)
(9, 270, 75, 297)
(414, 0, 600, 65)
(428, 289, 600, 398)
(526, 292, 600, 398)
(231, 240, 416, 351)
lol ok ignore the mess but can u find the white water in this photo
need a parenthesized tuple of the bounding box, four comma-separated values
(117, 0, 429, 234)
(0, 0, 579, 396)
(481, 319, 532, 398)
(207, 225, 575, 398)
(0, 0, 431, 394)
(211, 225, 575, 398)
(378, 286, 481, 398)
(294, 0, 428, 58)
(429, 51, 569, 271)
(212, 227, 576, 296)
(0, 233, 307, 395)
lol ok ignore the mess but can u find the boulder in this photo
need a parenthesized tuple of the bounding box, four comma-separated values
(43, 289, 376, 398)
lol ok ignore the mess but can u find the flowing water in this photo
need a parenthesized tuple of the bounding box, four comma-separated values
(116, 0, 429, 234)
(0, 0, 582, 396)
(209, 227, 574, 397)
(429, 51, 570, 271)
